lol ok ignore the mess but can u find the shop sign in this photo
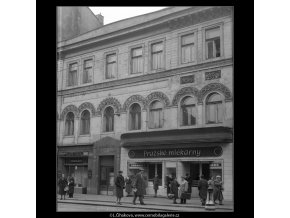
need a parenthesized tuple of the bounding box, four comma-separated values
(128, 146, 222, 159)
(65, 157, 88, 165)
(210, 162, 222, 169)
(58, 152, 88, 157)
(128, 162, 147, 168)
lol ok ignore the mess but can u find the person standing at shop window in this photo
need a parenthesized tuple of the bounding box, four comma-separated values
(132, 169, 146, 205)
(115, 170, 125, 205)
(185, 173, 192, 193)
(213, 175, 224, 205)
(58, 174, 68, 200)
(125, 176, 133, 197)
(153, 175, 159, 197)
(170, 176, 179, 204)
(198, 174, 208, 206)
(68, 177, 75, 198)
(179, 176, 189, 204)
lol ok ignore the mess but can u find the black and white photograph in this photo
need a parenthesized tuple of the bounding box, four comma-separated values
(56, 6, 234, 212)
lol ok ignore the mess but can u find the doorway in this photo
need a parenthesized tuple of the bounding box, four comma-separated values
(99, 156, 114, 195)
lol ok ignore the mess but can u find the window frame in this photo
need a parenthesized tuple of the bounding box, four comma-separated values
(205, 92, 224, 125)
(103, 50, 118, 81)
(103, 106, 115, 133)
(178, 29, 198, 66)
(128, 103, 142, 131)
(202, 22, 224, 62)
(81, 56, 94, 85)
(148, 100, 164, 129)
(148, 38, 166, 72)
(129, 44, 145, 75)
(79, 110, 91, 136)
(179, 96, 197, 127)
(64, 112, 75, 136)
(66, 60, 80, 87)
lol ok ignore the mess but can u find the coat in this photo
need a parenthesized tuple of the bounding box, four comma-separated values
(185, 176, 192, 192)
(198, 178, 208, 200)
(125, 177, 132, 193)
(153, 177, 159, 190)
(133, 173, 146, 196)
(213, 180, 224, 201)
(115, 175, 125, 198)
(179, 180, 188, 199)
(170, 180, 179, 198)
(68, 179, 75, 194)
(58, 178, 67, 195)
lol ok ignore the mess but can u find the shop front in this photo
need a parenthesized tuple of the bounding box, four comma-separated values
(120, 127, 233, 200)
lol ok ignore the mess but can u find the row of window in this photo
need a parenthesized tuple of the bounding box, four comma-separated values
(67, 26, 222, 87)
(64, 92, 224, 136)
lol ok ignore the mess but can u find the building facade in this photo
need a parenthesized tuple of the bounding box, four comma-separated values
(57, 6, 233, 200)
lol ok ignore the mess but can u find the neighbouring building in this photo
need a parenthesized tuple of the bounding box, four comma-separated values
(56, 6, 233, 200)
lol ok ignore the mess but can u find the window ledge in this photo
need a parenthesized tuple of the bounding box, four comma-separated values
(79, 134, 91, 137)
(63, 135, 74, 138)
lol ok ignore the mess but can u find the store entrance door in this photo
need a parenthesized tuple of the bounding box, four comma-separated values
(99, 156, 114, 195)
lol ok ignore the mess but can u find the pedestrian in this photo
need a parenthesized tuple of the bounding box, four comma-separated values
(115, 170, 125, 205)
(58, 174, 68, 200)
(170, 176, 179, 204)
(185, 173, 192, 193)
(68, 177, 75, 198)
(125, 176, 133, 197)
(153, 175, 159, 197)
(213, 175, 224, 205)
(179, 176, 188, 204)
(198, 174, 208, 206)
(166, 174, 172, 196)
(132, 169, 146, 205)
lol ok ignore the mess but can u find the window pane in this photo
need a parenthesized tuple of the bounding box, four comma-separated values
(132, 48, 142, 57)
(148, 164, 155, 180)
(152, 43, 163, 52)
(207, 104, 216, 123)
(182, 107, 188, 126)
(208, 93, 222, 102)
(104, 107, 114, 132)
(217, 103, 223, 122)
(84, 59, 93, 68)
(151, 101, 163, 109)
(69, 63, 78, 71)
(214, 39, 221, 57)
(107, 54, 116, 63)
(182, 34, 194, 45)
(207, 41, 213, 59)
(206, 27, 220, 39)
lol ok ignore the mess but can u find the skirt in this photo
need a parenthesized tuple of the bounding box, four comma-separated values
(116, 187, 124, 198)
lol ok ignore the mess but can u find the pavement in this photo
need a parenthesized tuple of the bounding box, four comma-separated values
(57, 193, 234, 212)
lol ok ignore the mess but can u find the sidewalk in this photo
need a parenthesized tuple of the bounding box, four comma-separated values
(57, 193, 233, 211)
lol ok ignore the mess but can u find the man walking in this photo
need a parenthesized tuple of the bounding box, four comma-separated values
(153, 175, 159, 197)
(115, 170, 125, 205)
(198, 174, 208, 206)
(132, 169, 146, 205)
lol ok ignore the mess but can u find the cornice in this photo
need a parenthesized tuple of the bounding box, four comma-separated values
(58, 58, 233, 97)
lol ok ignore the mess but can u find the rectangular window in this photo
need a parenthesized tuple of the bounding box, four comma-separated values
(182, 105, 196, 126)
(83, 59, 93, 84)
(151, 42, 163, 70)
(206, 102, 223, 124)
(68, 63, 78, 87)
(130, 112, 141, 130)
(205, 27, 221, 59)
(131, 47, 143, 74)
(106, 54, 117, 79)
(149, 109, 163, 128)
(181, 33, 195, 63)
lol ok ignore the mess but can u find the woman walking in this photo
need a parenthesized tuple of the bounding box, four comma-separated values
(179, 176, 188, 204)
(170, 176, 179, 204)
(125, 176, 132, 197)
(213, 175, 224, 205)
(115, 170, 125, 205)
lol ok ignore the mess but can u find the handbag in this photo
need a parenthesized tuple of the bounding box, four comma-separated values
(168, 193, 174, 199)
(64, 186, 69, 192)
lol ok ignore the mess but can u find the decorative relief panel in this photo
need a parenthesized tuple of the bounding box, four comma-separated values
(145, 91, 170, 108)
(96, 97, 122, 116)
(198, 83, 232, 103)
(60, 105, 79, 120)
(172, 87, 199, 106)
(205, 70, 221, 80)
(78, 102, 96, 116)
(123, 95, 146, 112)
(180, 75, 195, 84)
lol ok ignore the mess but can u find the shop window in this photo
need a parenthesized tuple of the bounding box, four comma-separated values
(129, 103, 141, 130)
(148, 163, 162, 186)
(103, 106, 114, 132)
(181, 33, 195, 63)
(83, 59, 93, 84)
(151, 42, 164, 70)
(206, 93, 223, 124)
(80, 110, 90, 135)
(205, 27, 221, 59)
(106, 54, 117, 79)
(180, 96, 196, 126)
(68, 63, 78, 87)
(65, 112, 74, 136)
(149, 101, 163, 129)
(131, 47, 143, 74)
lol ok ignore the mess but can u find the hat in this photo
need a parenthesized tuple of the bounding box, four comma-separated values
(216, 175, 221, 178)
(118, 170, 123, 173)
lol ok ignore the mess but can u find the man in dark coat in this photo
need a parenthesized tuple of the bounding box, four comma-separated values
(115, 170, 125, 205)
(153, 175, 159, 197)
(185, 173, 192, 193)
(166, 174, 172, 195)
(68, 177, 75, 198)
(170, 176, 179, 204)
(58, 174, 68, 200)
(198, 174, 208, 206)
(132, 169, 146, 205)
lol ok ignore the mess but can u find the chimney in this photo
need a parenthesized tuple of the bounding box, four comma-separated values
(96, 13, 104, 26)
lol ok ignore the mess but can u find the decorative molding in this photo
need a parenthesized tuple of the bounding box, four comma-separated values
(172, 87, 199, 106)
(205, 70, 221, 80)
(145, 91, 170, 108)
(198, 83, 232, 103)
(96, 97, 122, 116)
(78, 102, 97, 116)
(180, 75, 195, 84)
(123, 95, 146, 112)
(60, 105, 79, 120)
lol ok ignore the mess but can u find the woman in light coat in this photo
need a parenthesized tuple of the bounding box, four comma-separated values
(179, 176, 188, 204)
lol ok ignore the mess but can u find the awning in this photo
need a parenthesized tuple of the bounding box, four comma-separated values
(121, 126, 233, 147)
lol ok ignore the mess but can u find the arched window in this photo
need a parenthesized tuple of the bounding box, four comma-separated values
(149, 101, 163, 129)
(181, 96, 196, 126)
(80, 110, 90, 135)
(65, 112, 74, 136)
(104, 107, 114, 132)
(129, 103, 141, 130)
(206, 93, 223, 124)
